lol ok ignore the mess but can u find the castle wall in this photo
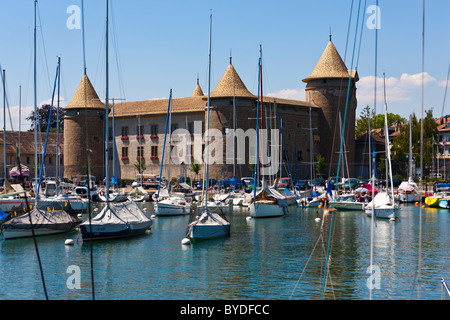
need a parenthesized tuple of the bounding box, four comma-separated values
(305, 79, 357, 177)
(63, 108, 104, 180)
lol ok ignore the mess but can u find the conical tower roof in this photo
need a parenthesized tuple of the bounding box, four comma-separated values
(302, 41, 353, 83)
(65, 74, 105, 110)
(211, 63, 254, 98)
(192, 78, 204, 97)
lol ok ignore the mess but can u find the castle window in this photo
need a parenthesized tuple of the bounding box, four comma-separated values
(151, 146, 158, 159)
(151, 125, 158, 136)
(121, 126, 129, 137)
(137, 146, 144, 159)
(136, 125, 144, 136)
(122, 147, 128, 158)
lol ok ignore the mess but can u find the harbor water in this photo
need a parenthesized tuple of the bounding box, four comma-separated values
(0, 202, 448, 300)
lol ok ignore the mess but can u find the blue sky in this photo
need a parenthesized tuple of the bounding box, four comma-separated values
(0, 0, 449, 130)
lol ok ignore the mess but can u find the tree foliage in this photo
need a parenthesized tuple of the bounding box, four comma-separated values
(26, 104, 65, 133)
(355, 105, 406, 139)
(390, 110, 438, 177)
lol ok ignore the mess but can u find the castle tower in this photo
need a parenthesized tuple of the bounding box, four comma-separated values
(63, 74, 105, 180)
(209, 60, 255, 179)
(192, 77, 205, 97)
(302, 40, 358, 177)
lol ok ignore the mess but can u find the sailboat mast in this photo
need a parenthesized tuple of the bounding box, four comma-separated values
(56, 57, 61, 195)
(104, 0, 110, 206)
(157, 89, 172, 199)
(3, 69, 6, 181)
(253, 45, 262, 200)
(383, 73, 394, 198)
(204, 13, 212, 206)
(409, 115, 412, 178)
(34, 0, 38, 204)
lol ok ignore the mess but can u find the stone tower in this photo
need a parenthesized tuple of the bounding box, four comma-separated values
(302, 40, 358, 177)
(209, 60, 256, 179)
(63, 74, 105, 181)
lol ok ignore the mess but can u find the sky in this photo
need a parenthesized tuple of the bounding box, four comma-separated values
(0, 0, 449, 131)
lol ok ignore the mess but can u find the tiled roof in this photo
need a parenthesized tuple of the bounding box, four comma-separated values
(303, 41, 358, 82)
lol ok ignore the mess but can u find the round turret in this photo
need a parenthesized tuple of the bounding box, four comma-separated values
(63, 74, 105, 180)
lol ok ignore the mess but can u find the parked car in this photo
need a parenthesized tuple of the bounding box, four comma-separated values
(309, 178, 325, 187)
(294, 180, 308, 190)
(344, 178, 364, 189)
(277, 177, 291, 189)
(240, 177, 254, 188)
(217, 178, 242, 189)
(196, 179, 217, 189)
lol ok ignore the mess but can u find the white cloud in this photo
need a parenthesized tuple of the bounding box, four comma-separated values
(5, 97, 66, 132)
(357, 72, 438, 104)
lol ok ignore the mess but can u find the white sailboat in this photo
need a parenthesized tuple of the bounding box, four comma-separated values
(185, 14, 230, 242)
(365, 73, 398, 220)
(397, 116, 420, 203)
(249, 45, 286, 218)
(153, 89, 190, 216)
(250, 178, 288, 218)
(79, 0, 152, 240)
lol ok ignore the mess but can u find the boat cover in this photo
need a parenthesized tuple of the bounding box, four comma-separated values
(88, 201, 151, 226)
(254, 186, 288, 207)
(2, 207, 81, 231)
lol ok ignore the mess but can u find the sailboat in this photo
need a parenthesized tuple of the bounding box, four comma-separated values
(3, 3, 81, 239)
(153, 90, 190, 216)
(79, 0, 152, 240)
(397, 115, 420, 203)
(184, 14, 230, 242)
(365, 73, 398, 220)
(36, 57, 89, 213)
(98, 98, 126, 203)
(249, 45, 287, 218)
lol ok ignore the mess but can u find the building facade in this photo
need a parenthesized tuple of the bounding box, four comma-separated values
(63, 40, 358, 184)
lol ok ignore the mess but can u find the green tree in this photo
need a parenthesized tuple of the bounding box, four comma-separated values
(391, 110, 438, 177)
(190, 159, 201, 181)
(26, 104, 65, 133)
(134, 158, 146, 173)
(316, 154, 325, 175)
(355, 105, 406, 139)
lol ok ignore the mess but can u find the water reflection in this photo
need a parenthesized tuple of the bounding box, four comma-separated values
(0, 202, 448, 300)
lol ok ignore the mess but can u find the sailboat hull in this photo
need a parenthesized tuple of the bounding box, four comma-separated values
(425, 196, 440, 207)
(365, 208, 397, 219)
(155, 203, 188, 216)
(188, 212, 230, 240)
(397, 192, 419, 203)
(3, 228, 73, 240)
(80, 220, 152, 240)
(328, 201, 365, 211)
(249, 202, 285, 218)
(438, 199, 450, 209)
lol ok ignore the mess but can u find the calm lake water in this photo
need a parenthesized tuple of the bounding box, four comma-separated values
(0, 201, 448, 300)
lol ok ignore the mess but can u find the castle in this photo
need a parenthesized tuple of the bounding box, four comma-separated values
(63, 39, 358, 183)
